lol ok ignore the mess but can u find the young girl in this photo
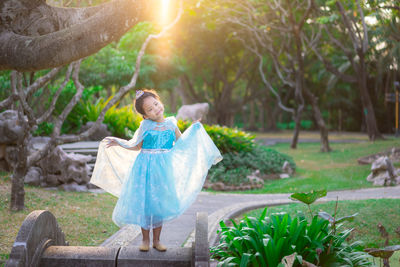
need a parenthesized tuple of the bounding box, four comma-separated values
(90, 89, 222, 252)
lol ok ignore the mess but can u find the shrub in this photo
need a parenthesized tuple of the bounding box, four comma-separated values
(211, 207, 372, 266)
(32, 122, 54, 136)
(277, 120, 313, 130)
(178, 120, 255, 154)
(208, 145, 295, 186)
(104, 104, 142, 138)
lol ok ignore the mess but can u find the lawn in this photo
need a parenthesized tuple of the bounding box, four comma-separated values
(0, 173, 119, 265)
(245, 199, 400, 266)
(228, 137, 400, 194)
(0, 134, 399, 265)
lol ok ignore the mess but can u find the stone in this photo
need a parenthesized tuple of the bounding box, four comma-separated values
(371, 156, 389, 173)
(38, 146, 92, 187)
(24, 167, 42, 186)
(59, 182, 88, 192)
(176, 103, 209, 122)
(0, 110, 26, 144)
(80, 121, 111, 141)
(366, 173, 374, 182)
(280, 174, 290, 179)
(45, 174, 62, 187)
(4, 145, 18, 170)
(41, 246, 118, 267)
(282, 161, 294, 175)
(211, 182, 225, 191)
(7, 210, 67, 267)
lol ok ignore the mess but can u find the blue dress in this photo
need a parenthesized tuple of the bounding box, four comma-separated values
(90, 117, 222, 230)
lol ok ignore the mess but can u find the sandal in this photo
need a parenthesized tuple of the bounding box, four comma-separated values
(153, 242, 167, 252)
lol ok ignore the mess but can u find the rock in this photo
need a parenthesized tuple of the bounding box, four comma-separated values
(176, 103, 209, 122)
(80, 122, 111, 141)
(211, 182, 225, 191)
(280, 174, 290, 179)
(45, 174, 62, 187)
(366, 173, 374, 182)
(24, 167, 42, 186)
(261, 173, 280, 180)
(247, 170, 264, 183)
(59, 182, 88, 192)
(282, 161, 294, 175)
(0, 110, 26, 144)
(371, 156, 389, 173)
(5, 145, 18, 170)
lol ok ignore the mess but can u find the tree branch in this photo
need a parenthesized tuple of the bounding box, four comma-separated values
(37, 64, 73, 124)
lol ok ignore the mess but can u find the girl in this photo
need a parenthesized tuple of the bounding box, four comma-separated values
(90, 89, 222, 252)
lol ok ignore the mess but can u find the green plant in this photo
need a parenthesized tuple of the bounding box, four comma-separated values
(207, 145, 295, 187)
(210, 207, 372, 266)
(32, 122, 54, 136)
(276, 120, 313, 130)
(104, 104, 142, 138)
(177, 120, 256, 154)
(291, 189, 327, 217)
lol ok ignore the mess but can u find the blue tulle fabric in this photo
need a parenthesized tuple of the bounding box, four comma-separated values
(90, 117, 222, 229)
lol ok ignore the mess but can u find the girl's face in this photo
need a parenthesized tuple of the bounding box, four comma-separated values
(142, 96, 165, 122)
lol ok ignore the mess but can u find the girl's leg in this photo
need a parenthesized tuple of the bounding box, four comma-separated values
(139, 227, 150, 251)
(152, 225, 167, 251)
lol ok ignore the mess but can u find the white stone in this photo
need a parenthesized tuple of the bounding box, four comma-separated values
(176, 103, 209, 122)
(371, 156, 389, 173)
(280, 174, 290, 179)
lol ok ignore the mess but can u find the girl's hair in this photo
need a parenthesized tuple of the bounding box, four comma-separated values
(134, 89, 162, 116)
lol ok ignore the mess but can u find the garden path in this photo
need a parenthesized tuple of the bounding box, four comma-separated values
(101, 186, 400, 249)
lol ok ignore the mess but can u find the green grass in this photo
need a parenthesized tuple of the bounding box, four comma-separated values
(245, 199, 400, 266)
(0, 173, 119, 262)
(221, 138, 400, 194)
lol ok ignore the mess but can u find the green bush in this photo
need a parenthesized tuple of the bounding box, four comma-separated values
(104, 104, 142, 138)
(208, 145, 296, 186)
(33, 122, 54, 136)
(178, 120, 255, 154)
(211, 208, 372, 266)
(277, 120, 313, 130)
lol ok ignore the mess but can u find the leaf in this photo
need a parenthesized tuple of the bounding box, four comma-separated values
(318, 211, 334, 223)
(336, 213, 358, 224)
(365, 245, 400, 259)
(365, 248, 394, 259)
(281, 253, 296, 267)
(290, 190, 327, 205)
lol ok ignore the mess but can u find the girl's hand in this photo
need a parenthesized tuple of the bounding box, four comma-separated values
(105, 137, 119, 148)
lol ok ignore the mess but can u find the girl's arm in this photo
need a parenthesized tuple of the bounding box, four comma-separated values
(105, 138, 143, 151)
(175, 127, 182, 141)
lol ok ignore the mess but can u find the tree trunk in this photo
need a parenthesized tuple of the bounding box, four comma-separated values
(304, 87, 332, 152)
(358, 55, 384, 141)
(291, 111, 302, 149)
(257, 99, 265, 132)
(10, 164, 27, 211)
(169, 88, 177, 113)
(10, 120, 29, 211)
(247, 101, 257, 130)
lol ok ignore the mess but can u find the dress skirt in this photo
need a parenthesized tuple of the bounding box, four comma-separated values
(91, 122, 222, 230)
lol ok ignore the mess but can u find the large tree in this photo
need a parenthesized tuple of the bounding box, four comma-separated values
(218, 0, 331, 151)
(0, 0, 157, 71)
(1, 0, 183, 211)
(308, 0, 383, 140)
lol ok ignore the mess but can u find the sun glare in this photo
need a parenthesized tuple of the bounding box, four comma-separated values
(160, 0, 170, 25)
